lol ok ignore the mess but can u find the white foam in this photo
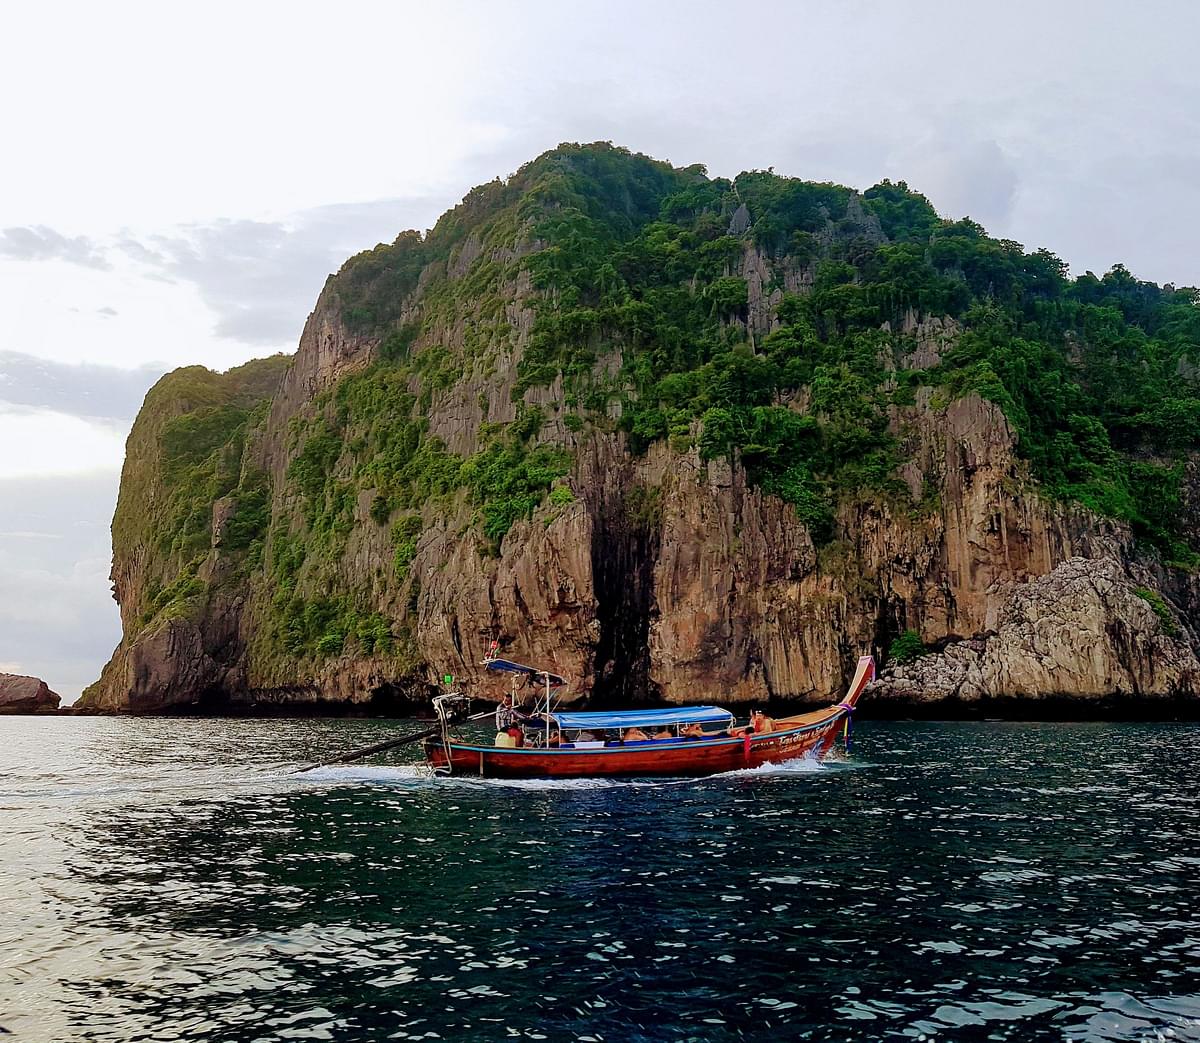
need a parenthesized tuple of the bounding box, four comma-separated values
(293, 764, 435, 786)
(709, 757, 826, 779)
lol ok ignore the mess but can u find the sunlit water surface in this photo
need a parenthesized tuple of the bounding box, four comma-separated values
(3, 718, 1200, 1042)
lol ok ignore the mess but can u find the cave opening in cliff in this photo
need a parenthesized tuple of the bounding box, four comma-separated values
(589, 483, 662, 707)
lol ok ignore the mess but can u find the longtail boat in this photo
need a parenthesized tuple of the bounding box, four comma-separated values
(423, 654, 875, 779)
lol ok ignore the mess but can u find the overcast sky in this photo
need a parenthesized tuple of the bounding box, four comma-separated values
(2, 0, 1198, 701)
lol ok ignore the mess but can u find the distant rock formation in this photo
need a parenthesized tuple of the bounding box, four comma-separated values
(873, 557, 1200, 709)
(0, 673, 61, 713)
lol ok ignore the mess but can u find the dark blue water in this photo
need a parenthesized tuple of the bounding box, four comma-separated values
(3, 718, 1200, 1042)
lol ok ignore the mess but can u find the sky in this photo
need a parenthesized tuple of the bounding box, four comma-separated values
(2, 0, 1198, 702)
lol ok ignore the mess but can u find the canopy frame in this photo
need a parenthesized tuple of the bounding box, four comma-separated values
(484, 650, 567, 746)
(549, 706, 735, 731)
(483, 656, 566, 689)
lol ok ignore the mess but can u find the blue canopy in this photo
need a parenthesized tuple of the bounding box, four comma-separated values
(550, 706, 734, 730)
(485, 658, 566, 687)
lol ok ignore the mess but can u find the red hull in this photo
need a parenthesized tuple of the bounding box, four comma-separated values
(425, 655, 874, 779)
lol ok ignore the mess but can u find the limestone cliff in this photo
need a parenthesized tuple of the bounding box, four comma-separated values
(80, 143, 1200, 714)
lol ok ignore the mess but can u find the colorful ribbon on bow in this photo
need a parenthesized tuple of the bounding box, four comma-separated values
(836, 701, 855, 753)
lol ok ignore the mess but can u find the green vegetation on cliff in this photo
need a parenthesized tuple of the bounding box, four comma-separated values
(287, 360, 570, 553)
(520, 157, 1200, 560)
(113, 356, 290, 634)
(1135, 587, 1180, 637)
(333, 143, 1198, 562)
(887, 630, 929, 665)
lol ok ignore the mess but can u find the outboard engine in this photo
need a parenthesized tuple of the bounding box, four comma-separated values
(432, 692, 472, 726)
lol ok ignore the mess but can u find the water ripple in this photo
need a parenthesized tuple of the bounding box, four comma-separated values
(2, 718, 1200, 1041)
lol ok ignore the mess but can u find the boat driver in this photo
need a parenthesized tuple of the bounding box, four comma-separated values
(495, 692, 526, 733)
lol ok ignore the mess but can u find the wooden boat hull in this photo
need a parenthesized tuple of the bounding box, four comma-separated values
(424, 716, 844, 778)
(424, 654, 875, 779)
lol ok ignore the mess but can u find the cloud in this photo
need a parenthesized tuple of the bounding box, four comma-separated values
(887, 137, 1020, 229)
(2, 197, 449, 352)
(118, 196, 445, 345)
(0, 405, 127, 479)
(0, 225, 110, 269)
(0, 473, 120, 703)
(0, 351, 164, 422)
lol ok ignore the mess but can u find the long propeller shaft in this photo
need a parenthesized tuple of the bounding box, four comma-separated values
(293, 709, 494, 774)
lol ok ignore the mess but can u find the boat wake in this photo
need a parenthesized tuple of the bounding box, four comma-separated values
(293, 764, 437, 786)
(293, 764, 682, 791)
(712, 757, 825, 778)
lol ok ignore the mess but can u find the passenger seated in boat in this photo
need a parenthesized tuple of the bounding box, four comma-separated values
(623, 727, 649, 742)
(652, 726, 675, 740)
(494, 725, 524, 748)
(750, 710, 775, 734)
(681, 723, 704, 739)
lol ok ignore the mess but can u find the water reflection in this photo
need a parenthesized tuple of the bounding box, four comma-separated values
(1, 718, 1199, 1040)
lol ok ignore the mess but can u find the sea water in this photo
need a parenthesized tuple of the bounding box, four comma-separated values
(2, 717, 1199, 1041)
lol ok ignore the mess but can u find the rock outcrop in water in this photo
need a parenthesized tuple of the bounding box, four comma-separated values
(0, 673, 61, 713)
(80, 143, 1200, 714)
(876, 556, 1200, 709)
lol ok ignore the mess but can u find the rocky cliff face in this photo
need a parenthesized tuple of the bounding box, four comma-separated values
(878, 556, 1200, 711)
(0, 674, 61, 713)
(81, 143, 1200, 714)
